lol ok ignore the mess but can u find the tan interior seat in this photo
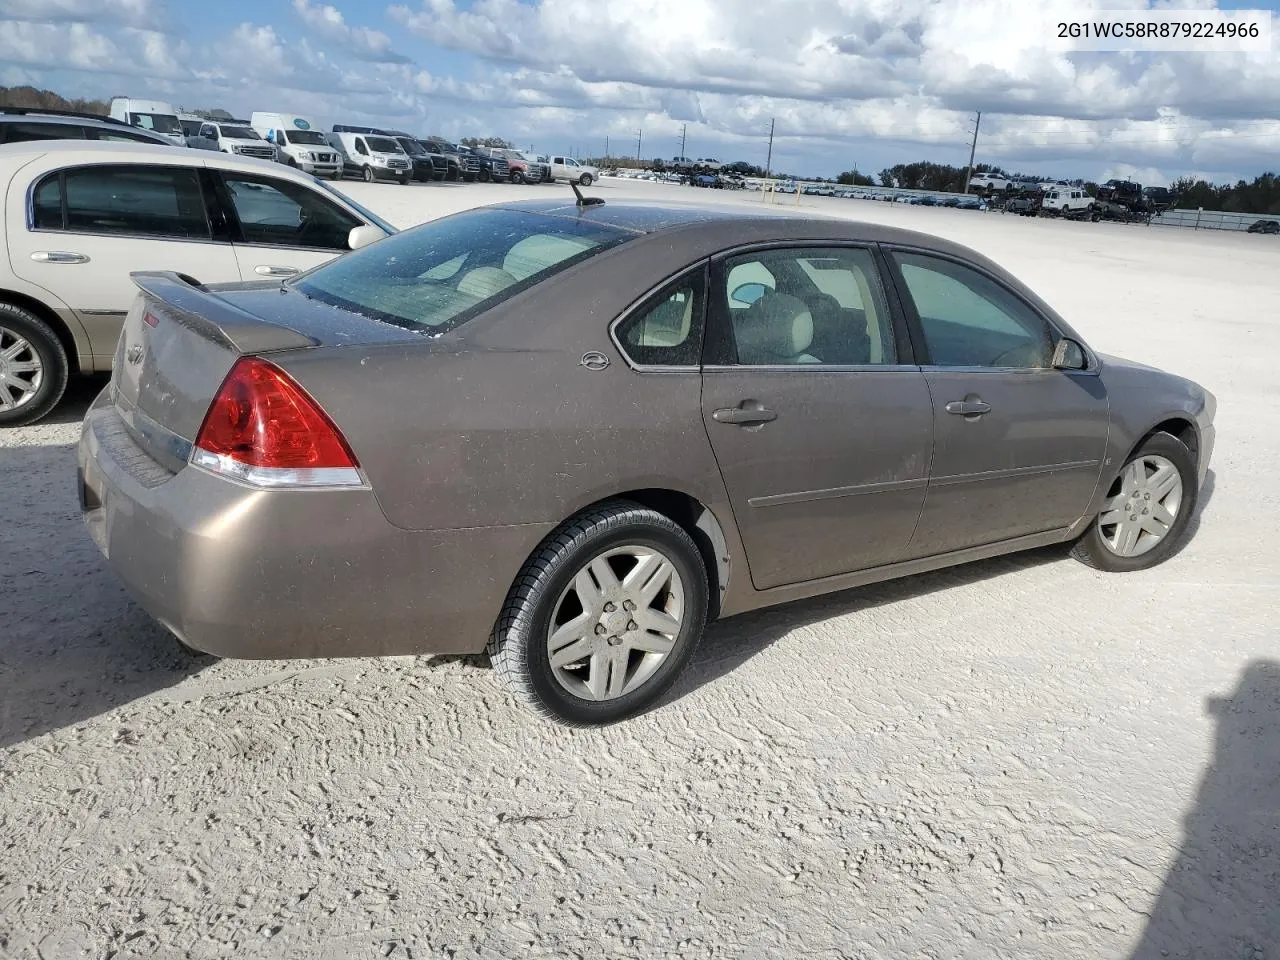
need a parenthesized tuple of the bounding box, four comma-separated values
(733, 291, 820, 364)
(456, 266, 518, 300)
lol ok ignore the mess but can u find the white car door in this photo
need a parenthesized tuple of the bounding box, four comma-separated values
(6, 156, 240, 369)
(212, 170, 364, 281)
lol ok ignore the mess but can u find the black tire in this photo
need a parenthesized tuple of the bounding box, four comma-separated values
(286, 157, 297, 168)
(398, 174, 411, 185)
(478, 168, 491, 183)
(488, 500, 709, 726)
(1070, 432, 1199, 572)
(510, 170, 525, 184)
(578, 173, 593, 187)
(0, 303, 69, 428)
(362, 165, 374, 183)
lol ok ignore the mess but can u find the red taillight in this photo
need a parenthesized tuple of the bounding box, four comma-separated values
(192, 357, 362, 487)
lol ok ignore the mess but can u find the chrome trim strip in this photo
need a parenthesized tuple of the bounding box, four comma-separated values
(929, 459, 1101, 487)
(749, 476, 928, 508)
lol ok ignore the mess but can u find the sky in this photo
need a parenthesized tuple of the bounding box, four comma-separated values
(0, 0, 1278, 184)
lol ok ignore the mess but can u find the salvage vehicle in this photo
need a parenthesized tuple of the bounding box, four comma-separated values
(251, 113, 343, 179)
(326, 131, 412, 184)
(1090, 180, 1155, 224)
(108, 97, 185, 147)
(420, 138, 480, 181)
(0, 140, 395, 425)
(544, 155, 598, 186)
(196, 121, 277, 161)
(0, 108, 176, 148)
(1247, 218, 1280, 234)
(1039, 186, 1093, 218)
(77, 194, 1216, 725)
(1002, 193, 1041, 216)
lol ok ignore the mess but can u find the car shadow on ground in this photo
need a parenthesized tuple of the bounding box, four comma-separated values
(0, 437, 210, 749)
(662, 467, 1217, 711)
(1128, 659, 1280, 958)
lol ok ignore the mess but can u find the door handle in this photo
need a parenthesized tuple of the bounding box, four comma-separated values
(30, 251, 89, 264)
(713, 405, 778, 425)
(945, 398, 992, 417)
(255, 265, 300, 277)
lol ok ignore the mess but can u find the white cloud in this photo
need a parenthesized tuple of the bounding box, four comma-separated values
(0, 0, 159, 27)
(292, 0, 410, 63)
(0, 19, 187, 78)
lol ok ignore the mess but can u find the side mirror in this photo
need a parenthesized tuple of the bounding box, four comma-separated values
(1051, 337, 1087, 370)
(730, 282, 768, 306)
(348, 224, 385, 250)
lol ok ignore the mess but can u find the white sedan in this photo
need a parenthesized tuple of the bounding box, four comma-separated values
(0, 140, 394, 426)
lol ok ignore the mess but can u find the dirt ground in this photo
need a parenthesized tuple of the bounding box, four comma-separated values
(2, 179, 1277, 960)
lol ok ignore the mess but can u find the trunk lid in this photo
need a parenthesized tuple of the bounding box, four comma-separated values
(111, 272, 422, 472)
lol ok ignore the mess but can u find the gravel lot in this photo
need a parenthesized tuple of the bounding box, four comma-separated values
(2, 179, 1277, 960)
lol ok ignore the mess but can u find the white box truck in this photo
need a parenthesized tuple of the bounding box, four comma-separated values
(108, 97, 185, 146)
(250, 113, 343, 179)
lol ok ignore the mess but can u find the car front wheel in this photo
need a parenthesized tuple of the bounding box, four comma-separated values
(1071, 432, 1199, 571)
(578, 173, 593, 187)
(362, 166, 374, 182)
(489, 501, 708, 726)
(0, 304, 69, 428)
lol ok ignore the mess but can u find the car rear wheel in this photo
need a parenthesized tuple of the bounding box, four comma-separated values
(1071, 432, 1198, 572)
(578, 173, 593, 187)
(488, 501, 708, 726)
(0, 304, 69, 428)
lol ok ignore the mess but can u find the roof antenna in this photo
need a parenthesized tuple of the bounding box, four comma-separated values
(572, 182, 604, 208)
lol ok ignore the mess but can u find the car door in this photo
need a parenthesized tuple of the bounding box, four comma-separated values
(883, 247, 1109, 559)
(6, 159, 239, 369)
(212, 170, 363, 281)
(699, 244, 934, 590)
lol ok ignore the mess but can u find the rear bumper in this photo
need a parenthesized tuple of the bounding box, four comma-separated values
(77, 392, 553, 659)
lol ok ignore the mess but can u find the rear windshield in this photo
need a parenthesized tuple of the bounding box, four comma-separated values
(365, 136, 401, 153)
(129, 112, 181, 135)
(292, 208, 635, 334)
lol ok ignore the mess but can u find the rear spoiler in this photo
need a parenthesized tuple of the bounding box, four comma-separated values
(130, 271, 318, 354)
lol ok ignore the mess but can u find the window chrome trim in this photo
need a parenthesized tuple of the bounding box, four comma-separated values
(24, 160, 216, 241)
(607, 260, 710, 372)
(702, 363, 923, 374)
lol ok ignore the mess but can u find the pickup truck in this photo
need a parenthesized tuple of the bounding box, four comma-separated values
(460, 146, 510, 182)
(196, 121, 277, 161)
(541, 155, 598, 186)
(488, 148, 548, 184)
(419, 138, 479, 181)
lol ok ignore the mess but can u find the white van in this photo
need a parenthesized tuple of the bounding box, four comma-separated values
(108, 98, 185, 147)
(1042, 187, 1092, 216)
(251, 113, 343, 179)
(326, 130, 411, 184)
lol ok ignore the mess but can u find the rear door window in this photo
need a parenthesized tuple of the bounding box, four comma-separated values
(33, 165, 211, 239)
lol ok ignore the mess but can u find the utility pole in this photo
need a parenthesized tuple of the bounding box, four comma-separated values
(636, 128, 642, 161)
(765, 117, 775, 178)
(605, 135, 609, 160)
(680, 123, 687, 159)
(963, 111, 981, 193)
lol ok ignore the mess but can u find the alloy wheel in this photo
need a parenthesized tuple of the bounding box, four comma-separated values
(0, 326, 44, 412)
(1097, 454, 1183, 557)
(546, 545, 685, 701)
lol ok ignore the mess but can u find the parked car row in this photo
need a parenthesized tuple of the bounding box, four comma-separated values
(2, 100, 599, 189)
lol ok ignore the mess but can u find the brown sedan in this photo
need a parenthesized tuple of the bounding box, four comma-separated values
(78, 197, 1216, 724)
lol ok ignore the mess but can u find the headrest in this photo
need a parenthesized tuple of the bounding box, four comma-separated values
(456, 266, 517, 300)
(734, 291, 814, 363)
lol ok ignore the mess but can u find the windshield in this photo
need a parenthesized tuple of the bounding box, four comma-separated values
(315, 179, 397, 235)
(291, 208, 634, 334)
(365, 136, 401, 153)
(129, 112, 181, 135)
(285, 129, 328, 146)
(398, 138, 426, 156)
(219, 126, 260, 140)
